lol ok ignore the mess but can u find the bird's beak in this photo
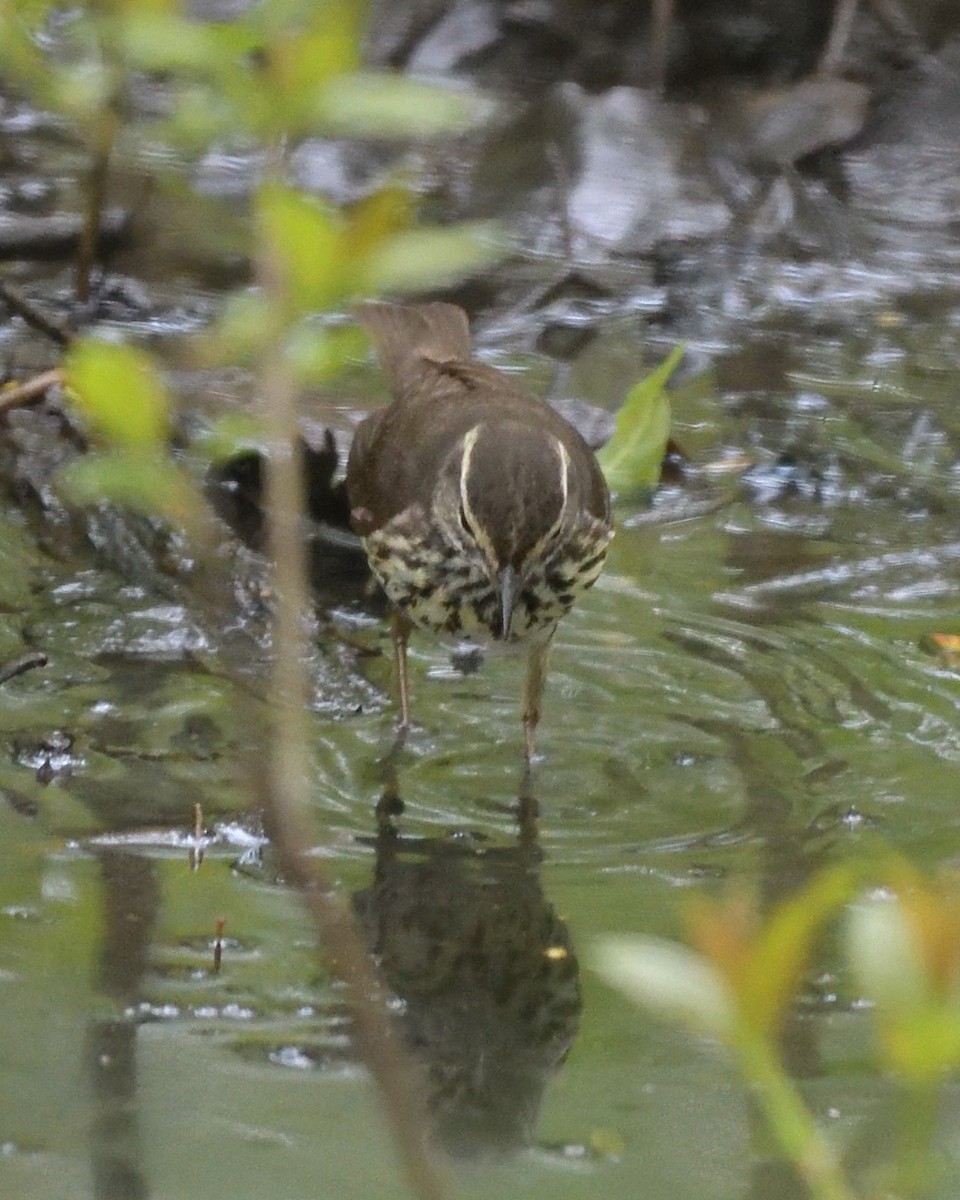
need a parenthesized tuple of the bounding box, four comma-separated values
(497, 564, 517, 639)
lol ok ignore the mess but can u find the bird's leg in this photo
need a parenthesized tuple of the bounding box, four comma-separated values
(390, 609, 414, 731)
(516, 759, 540, 850)
(521, 635, 553, 761)
(376, 719, 406, 827)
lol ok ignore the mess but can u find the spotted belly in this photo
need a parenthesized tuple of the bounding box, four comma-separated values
(364, 527, 501, 638)
(363, 515, 611, 642)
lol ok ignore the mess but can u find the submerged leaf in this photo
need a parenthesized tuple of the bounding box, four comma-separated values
(598, 344, 683, 496)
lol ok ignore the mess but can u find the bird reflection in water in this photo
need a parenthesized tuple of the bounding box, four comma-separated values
(354, 781, 581, 1158)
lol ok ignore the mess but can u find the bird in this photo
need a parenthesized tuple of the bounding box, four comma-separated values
(346, 302, 612, 758)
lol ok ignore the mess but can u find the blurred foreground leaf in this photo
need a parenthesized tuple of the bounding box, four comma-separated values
(285, 323, 368, 383)
(362, 221, 502, 294)
(258, 183, 345, 311)
(592, 934, 734, 1039)
(64, 340, 170, 449)
(199, 413, 266, 464)
(598, 344, 683, 496)
(319, 72, 491, 137)
(61, 453, 199, 525)
(847, 878, 960, 1082)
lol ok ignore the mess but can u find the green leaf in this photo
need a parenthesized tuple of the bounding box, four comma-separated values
(285, 323, 368, 384)
(198, 414, 265, 464)
(64, 340, 170, 449)
(50, 61, 117, 124)
(118, 14, 228, 73)
(269, 9, 360, 98)
(747, 864, 858, 1037)
(597, 345, 683, 496)
(257, 182, 346, 311)
(212, 290, 275, 361)
(60, 452, 197, 523)
(846, 894, 928, 1020)
(347, 184, 413, 259)
(317, 72, 490, 138)
(592, 934, 734, 1039)
(361, 221, 502, 294)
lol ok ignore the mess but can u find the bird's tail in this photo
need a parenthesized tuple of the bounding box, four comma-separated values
(356, 302, 472, 395)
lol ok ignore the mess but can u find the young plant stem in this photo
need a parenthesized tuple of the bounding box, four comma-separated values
(76, 47, 120, 304)
(893, 1079, 940, 1196)
(736, 1031, 856, 1200)
(256, 236, 450, 1200)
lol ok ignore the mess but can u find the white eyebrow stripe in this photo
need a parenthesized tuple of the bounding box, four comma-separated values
(459, 424, 480, 509)
(555, 437, 570, 511)
(521, 436, 570, 566)
(459, 424, 498, 566)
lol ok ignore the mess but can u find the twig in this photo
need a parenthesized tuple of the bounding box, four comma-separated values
(0, 280, 73, 346)
(77, 107, 119, 303)
(649, 0, 674, 93)
(0, 650, 48, 685)
(546, 142, 573, 263)
(189, 801, 205, 871)
(213, 916, 225, 973)
(819, 0, 859, 75)
(0, 369, 64, 414)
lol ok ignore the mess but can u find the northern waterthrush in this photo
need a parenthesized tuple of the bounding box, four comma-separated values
(346, 302, 612, 757)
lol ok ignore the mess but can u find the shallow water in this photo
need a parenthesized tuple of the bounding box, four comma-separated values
(4, 302, 960, 1199)
(5, 50, 960, 1199)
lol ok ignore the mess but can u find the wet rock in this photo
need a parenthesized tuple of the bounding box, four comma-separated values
(206, 431, 374, 610)
(408, 0, 501, 72)
(741, 452, 824, 504)
(288, 139, 394, 207)
(549, 396, 615, 449)
(0, 208, 129, 261)
(847, 37, 960, 231)
(364, 0, 455, 66)
(13, 728, 81, 786)
(363, 0, 905, 93)
(562, 85, 727, 253)
(532, 272, 613, 359)
(7, 179, 57, 215)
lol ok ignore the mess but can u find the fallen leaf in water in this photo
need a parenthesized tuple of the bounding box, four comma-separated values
(924, 633, 960, 667)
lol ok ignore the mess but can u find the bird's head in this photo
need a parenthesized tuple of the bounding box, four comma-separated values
(433, 421, 598, 639)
